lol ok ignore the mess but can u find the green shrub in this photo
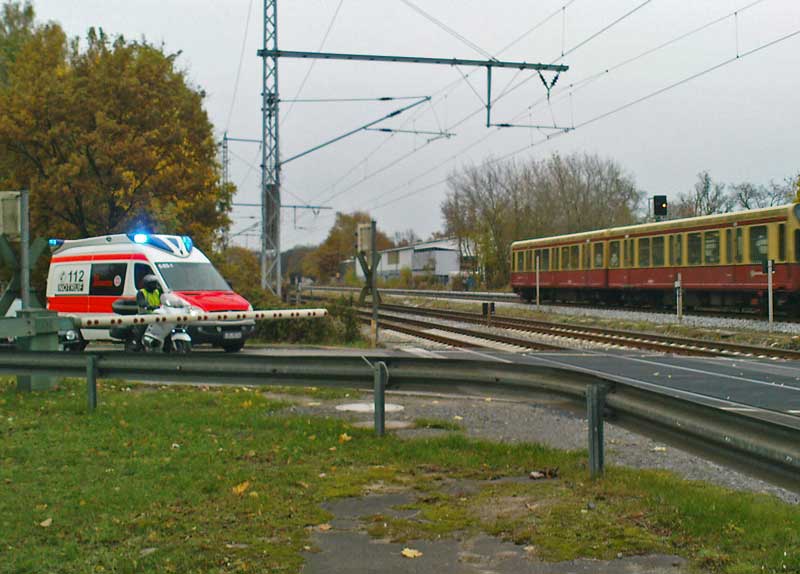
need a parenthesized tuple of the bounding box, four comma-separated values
(249, 295, 364, 345)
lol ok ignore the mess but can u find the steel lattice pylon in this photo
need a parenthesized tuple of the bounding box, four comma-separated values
(260, 0, 281, 296)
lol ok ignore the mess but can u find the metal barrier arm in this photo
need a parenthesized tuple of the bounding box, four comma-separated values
(2, 350, 800, 492)
(73, 308, 328, 328)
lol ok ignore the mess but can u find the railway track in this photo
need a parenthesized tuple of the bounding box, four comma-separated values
(355, 302, 800, 360)
(356, 309, 562, 351)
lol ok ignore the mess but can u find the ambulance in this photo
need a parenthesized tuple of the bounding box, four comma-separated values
(46, 233, 254, 351)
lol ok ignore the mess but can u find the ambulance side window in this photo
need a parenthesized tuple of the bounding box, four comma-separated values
(89, 263, 127, 296)
(134, 263, 156, 290)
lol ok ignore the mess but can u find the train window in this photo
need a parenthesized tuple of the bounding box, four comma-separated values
(652, 236, 665, 266)
(749, 225, 768, 263)
(704, 231, 720, 264)
(669, 234, 683, 266)
(525, 250, 533, 271)
(638, 237, 651, 267)
(609, 241, 620, 268)
(735, 228, 743, 263)
(624, 239, 634, 267)
(779, 224, 786, 261)
(688, 233, 702, 265)
(571, 246, 580, 270)
(541, 249, 550, 271)
(593, 243, 604, 268)
(515, 251, 523, 272)
(796, 231, 800, 263)
(553, 247, 559, 270)
(725, 229, 732, 264)
(582, 245, 591, 270)
(561, 246, 569, 269)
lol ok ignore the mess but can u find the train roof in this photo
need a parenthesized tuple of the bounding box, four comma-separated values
(511, 203, 795, 249)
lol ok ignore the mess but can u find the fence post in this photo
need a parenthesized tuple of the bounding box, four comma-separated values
(587, 383, 606, 479)
(373, 361, 387, 436)
(86, 355, 98, 412)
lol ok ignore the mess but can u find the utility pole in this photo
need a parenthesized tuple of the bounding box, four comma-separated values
(221, 134, 230, 249)
(260, 0, 281, 296)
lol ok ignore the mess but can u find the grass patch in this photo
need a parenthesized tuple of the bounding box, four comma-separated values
(265, 385, 358, 400)
(1, 377, 799, 573)
(413, 417, 464, 431)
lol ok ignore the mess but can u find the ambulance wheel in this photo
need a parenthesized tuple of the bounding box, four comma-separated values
(222, 342, 244, 353)
(172, 340, 191, 354)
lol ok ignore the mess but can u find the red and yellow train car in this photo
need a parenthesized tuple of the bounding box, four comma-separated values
(510, 203, 800, 311)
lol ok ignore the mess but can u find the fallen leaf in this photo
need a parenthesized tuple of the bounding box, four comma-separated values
(651, 446, 667, 453)
(328, 446, 337, 452)
(249, 491, 259, 498)
(35, 503, 48, 511)
(453, 415, 463, 421)
(317, 523, 332, 532)
(401, 547, 423, 559)
(39, 518, 52, 528)
(139, 547, 157, 557)
(241, 400, 253, 408)
(306, 402, 321, 407)
(338, 433, 352, 444)
(171, 443, 180, 449)
(308, 435, 316, 441)
(232, 481, 251, 496)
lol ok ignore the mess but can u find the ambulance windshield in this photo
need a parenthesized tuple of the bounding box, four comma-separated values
(155, 262, 231, 292)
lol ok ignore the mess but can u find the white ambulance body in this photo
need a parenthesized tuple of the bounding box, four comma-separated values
(46, 233, 253, 350)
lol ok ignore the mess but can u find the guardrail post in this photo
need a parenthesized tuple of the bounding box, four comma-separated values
(587, 383, 606, 479)
(373, 361, 387, 436)
(86, 355, 98, 412)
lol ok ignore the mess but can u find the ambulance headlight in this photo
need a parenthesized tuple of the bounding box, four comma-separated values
(133, 233, 149, 244)
(64, 329, 78, 341)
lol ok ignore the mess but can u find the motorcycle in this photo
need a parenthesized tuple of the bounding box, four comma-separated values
(111, 293, 193, 353)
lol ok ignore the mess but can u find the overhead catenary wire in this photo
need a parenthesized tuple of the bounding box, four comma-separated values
(397, 0, 493, 59)
(323, 0, 656, 211)
(370, 25, 800, 212)
(364, 0, 770, 209)
(224, 0, 255, 132)
(296, 1, 580, 212)
(281, 0, 345, 126)
(305, 0, 651, 213)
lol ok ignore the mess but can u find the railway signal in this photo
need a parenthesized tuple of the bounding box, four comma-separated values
(653, 195, 668, 218)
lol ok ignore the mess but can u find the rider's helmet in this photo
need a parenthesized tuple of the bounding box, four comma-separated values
(142, 274, 160, 291)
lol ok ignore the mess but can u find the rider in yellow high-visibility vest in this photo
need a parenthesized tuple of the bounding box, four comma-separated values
(136, 274, 162, 314)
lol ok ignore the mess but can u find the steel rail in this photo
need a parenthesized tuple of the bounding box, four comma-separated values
(2, 349, 799, 492)
(356, 309, 562, 351)
(374, 304, 800, 360)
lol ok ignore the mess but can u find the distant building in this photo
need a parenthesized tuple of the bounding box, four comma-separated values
(352, 237, 474, 285)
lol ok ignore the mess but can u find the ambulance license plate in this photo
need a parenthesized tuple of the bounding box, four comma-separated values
(223, 331, 242, 340)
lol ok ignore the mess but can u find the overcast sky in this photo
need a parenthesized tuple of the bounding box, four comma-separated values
(36, 0, 800, 249)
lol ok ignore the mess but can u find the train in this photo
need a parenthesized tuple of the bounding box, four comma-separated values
(510, 202, 800, 312)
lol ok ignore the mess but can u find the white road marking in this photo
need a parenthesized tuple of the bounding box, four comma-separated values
(617, 355, 800, 393)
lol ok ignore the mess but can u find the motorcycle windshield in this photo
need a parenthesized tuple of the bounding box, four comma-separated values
(155, 262, 231, 292)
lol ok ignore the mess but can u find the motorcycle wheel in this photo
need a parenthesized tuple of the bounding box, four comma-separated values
(172, 339, 191, 354)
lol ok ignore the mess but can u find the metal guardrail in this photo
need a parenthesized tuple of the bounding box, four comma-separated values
(2, 349, 799, 492)
(309, 285, 519, 301)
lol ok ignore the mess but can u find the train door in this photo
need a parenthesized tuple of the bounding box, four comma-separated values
(591, 242, 608, 289)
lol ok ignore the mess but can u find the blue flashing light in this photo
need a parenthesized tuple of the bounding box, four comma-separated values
(133, 233, 149, 244)
(48, 238, 64, 248)
(181, 235, 193, 252)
